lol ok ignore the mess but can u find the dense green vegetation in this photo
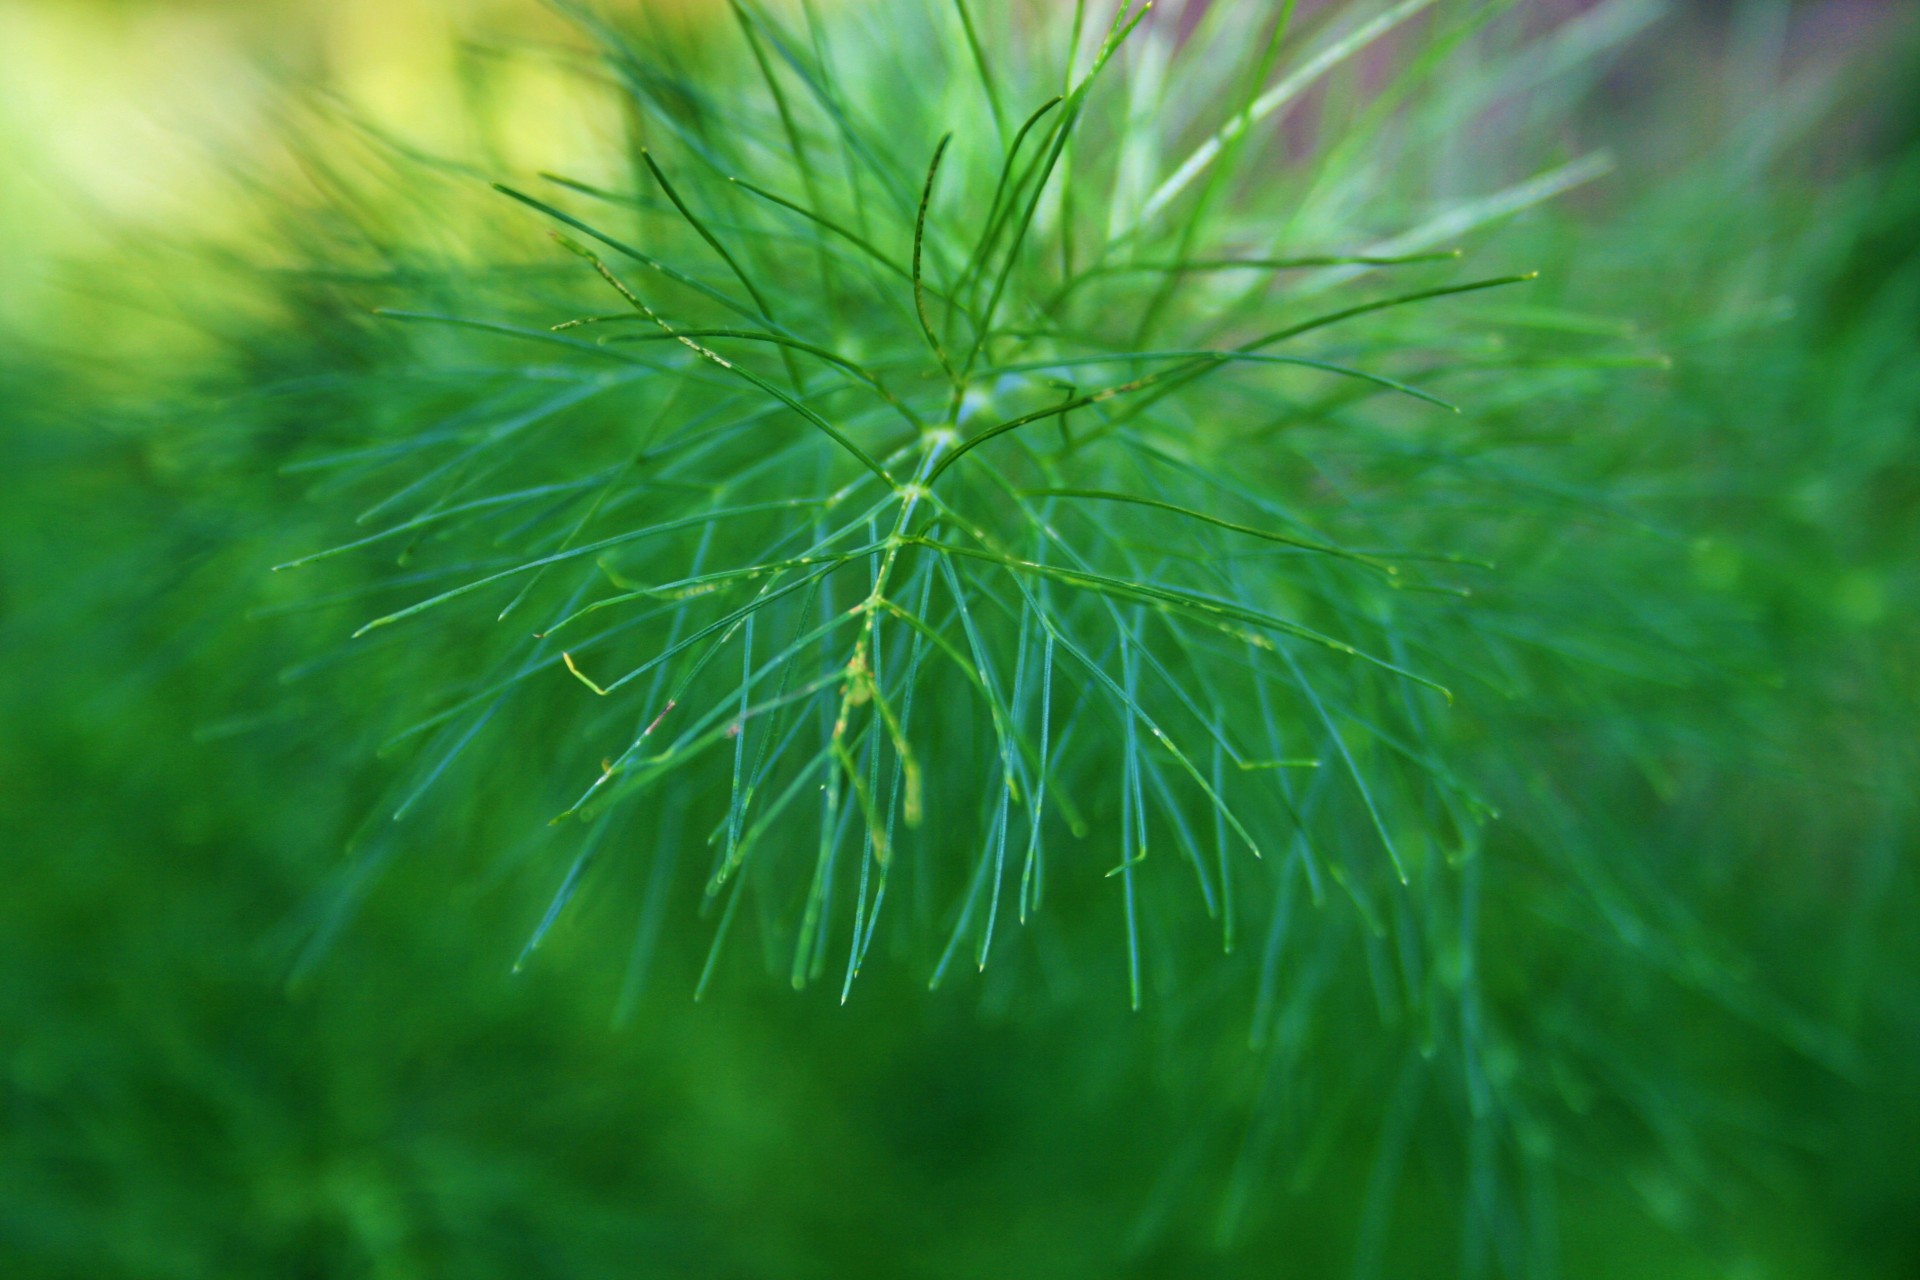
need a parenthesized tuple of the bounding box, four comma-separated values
(2, 2, 1915, 1275)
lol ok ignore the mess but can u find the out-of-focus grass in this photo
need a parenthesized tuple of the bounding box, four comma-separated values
(2, 3, 1916, 1278)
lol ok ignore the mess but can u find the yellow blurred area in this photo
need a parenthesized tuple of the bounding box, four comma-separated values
(0, 0, 734, 334)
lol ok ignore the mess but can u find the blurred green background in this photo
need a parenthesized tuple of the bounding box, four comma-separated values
(3, 1, 1917, 1276)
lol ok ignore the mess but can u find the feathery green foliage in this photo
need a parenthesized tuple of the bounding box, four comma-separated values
(3, 1, 1917, 1275)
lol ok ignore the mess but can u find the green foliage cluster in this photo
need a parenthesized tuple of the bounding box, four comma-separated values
(2, 1, 1915, 1276)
